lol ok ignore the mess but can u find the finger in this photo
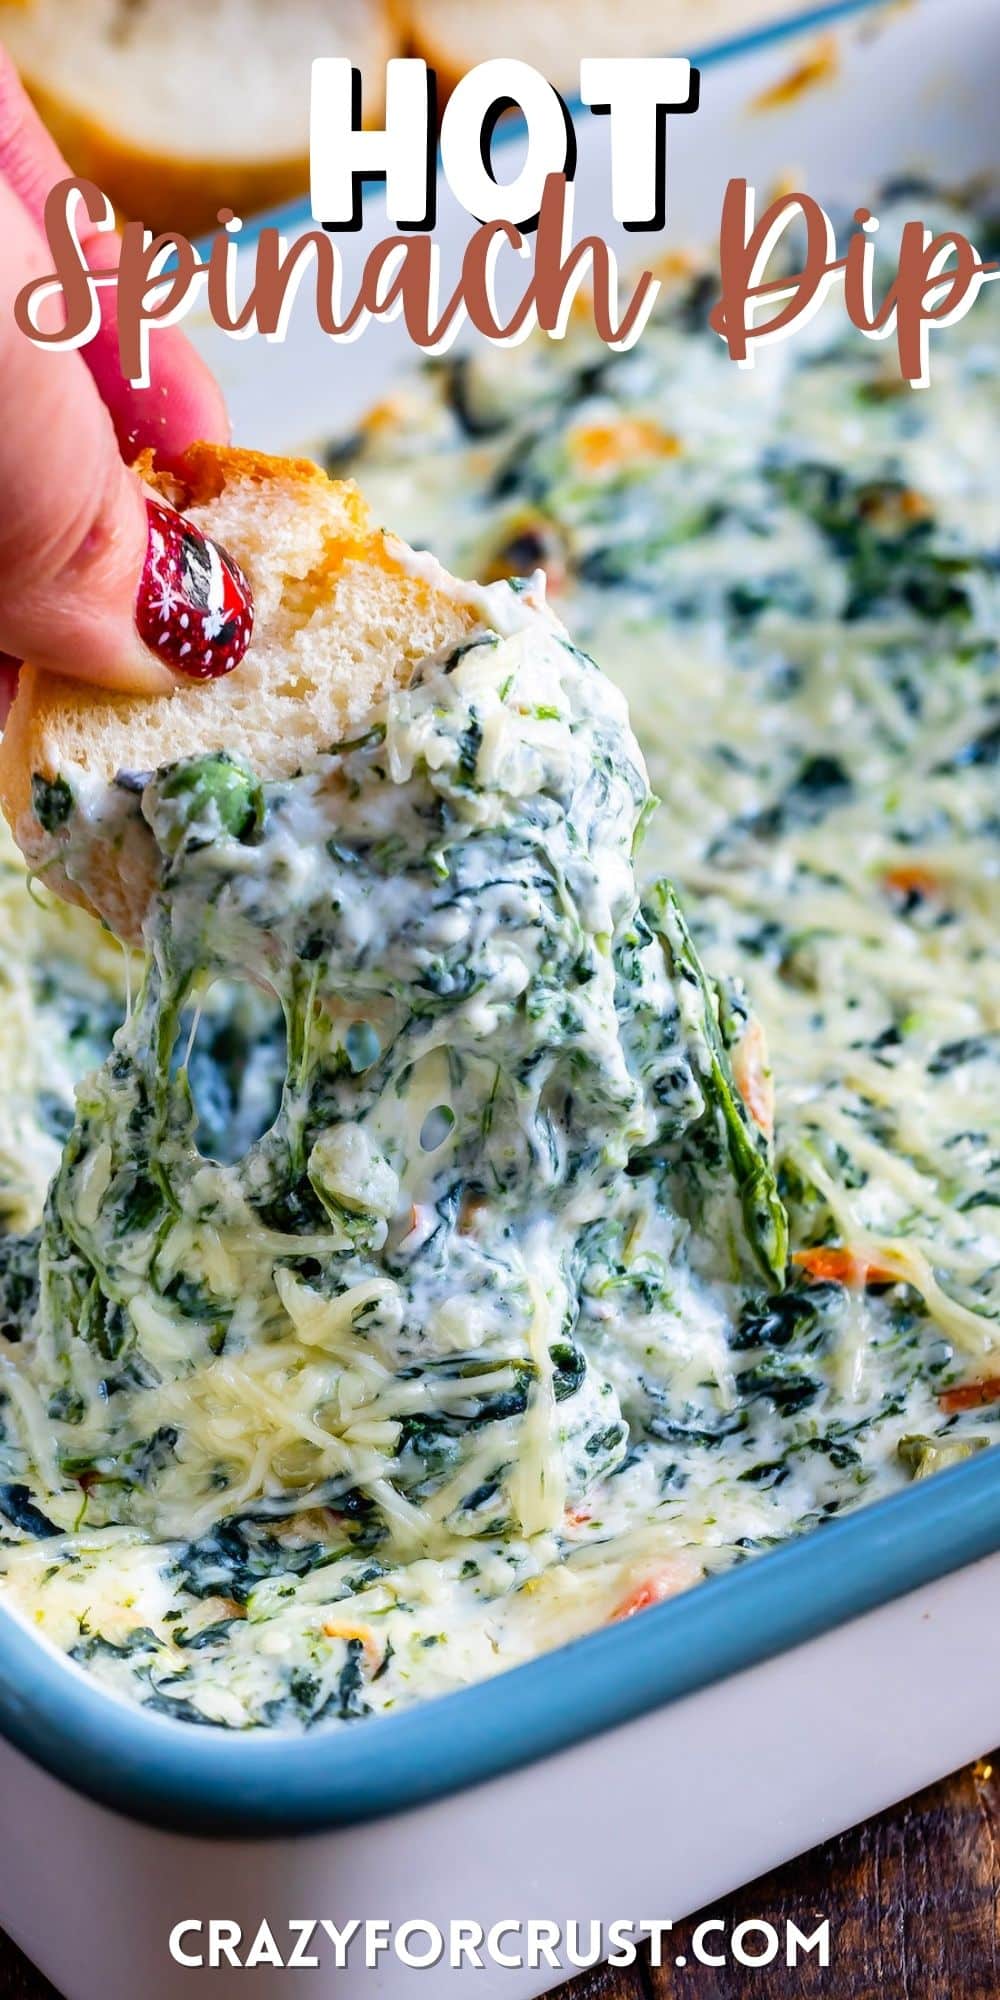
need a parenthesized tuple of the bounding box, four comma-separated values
(0, 181, 251, 693)
(76, 228, 230, 468)
(0, 52, 228, 466)
(0, 176, 167, 691)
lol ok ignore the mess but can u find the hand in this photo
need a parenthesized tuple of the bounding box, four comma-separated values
(0, 53, 250, 725)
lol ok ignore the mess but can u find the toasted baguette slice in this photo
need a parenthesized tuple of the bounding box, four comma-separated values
(0, 0, 395, 235)
(400, 0, 808, 94)
(0, 443, 491, 940)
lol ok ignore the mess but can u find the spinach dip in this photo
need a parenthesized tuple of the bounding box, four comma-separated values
(0, 192, 996, 1731)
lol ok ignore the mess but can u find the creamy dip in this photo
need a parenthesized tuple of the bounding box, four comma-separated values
(0, 190, 996, 1730)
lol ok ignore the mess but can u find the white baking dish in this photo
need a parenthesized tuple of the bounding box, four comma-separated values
(2, 2, 998, 1994)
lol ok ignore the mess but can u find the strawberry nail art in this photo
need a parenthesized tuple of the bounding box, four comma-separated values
(136, 499, 254, 681)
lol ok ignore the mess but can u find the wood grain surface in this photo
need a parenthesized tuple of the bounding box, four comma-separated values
(2, 1754, 997, 1998)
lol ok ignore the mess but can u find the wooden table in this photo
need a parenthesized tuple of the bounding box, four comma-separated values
(2, 1753, 997, 1998)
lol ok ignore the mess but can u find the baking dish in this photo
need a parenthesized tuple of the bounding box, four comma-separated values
(2, 0, 999, 1993)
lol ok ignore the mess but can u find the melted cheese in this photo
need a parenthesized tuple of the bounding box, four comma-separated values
(0, 190, 997, 1732)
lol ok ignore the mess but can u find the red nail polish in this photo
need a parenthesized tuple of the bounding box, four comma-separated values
(136, 499, 254, 681)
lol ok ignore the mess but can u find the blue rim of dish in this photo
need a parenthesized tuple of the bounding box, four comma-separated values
(2, 0, 977, 1835)
(217, 0, 892, 253)
(1, 1451, 999, 1834)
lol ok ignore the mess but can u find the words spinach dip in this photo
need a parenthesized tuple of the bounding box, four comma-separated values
(0, 193, 997, 1732)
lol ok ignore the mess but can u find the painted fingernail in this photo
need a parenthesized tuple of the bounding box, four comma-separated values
(0, 653, 18, 728)
(136, 499, 254, 681)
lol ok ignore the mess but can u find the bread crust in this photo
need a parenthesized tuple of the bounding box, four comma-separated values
(15, 82, 317, 238)
(400, 0, 809, 95)
(5, 0, 396, 235)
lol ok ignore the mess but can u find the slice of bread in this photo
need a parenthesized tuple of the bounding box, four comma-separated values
(0, 443, 488, 940)
(399, 0, 809, 95)
(0, 0, 396, 235)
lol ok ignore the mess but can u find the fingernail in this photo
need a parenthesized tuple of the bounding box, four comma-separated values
(0, 653, 18, 728)
(136, 498, 253, 681)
